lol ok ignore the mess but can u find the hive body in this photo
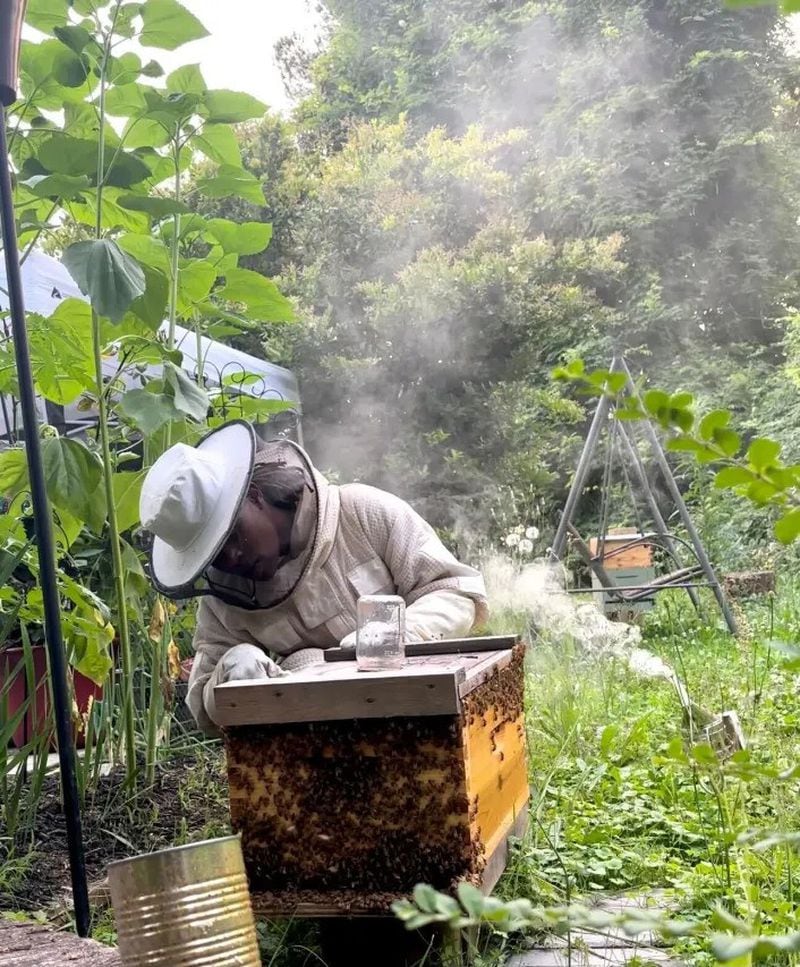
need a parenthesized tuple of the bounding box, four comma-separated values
(216, 643, 528, 915)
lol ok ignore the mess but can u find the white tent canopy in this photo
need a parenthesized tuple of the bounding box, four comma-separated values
(0, 250, 300, 441)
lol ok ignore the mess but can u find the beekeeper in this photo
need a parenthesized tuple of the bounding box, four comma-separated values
(139, 421, 488, 734)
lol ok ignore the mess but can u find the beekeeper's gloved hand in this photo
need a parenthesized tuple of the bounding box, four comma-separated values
(280, 647, 325, 672)
(406, 590, 475, 641)
(204, 643, 287, 732)
(218, 643, 288, 682)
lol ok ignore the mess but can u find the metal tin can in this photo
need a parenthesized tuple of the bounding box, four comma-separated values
(108, 835, 260, 966)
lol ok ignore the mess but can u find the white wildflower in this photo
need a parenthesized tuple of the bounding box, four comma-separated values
(525, 526, 540, 540)
(518, 538, 533, 554)
(505, 533, 520, 547)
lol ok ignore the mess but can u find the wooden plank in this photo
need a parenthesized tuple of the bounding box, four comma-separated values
(250, 892, 403, 919)
(323, 635, 518, 662)
(214, 663, 464, 725)
(479, 809, 529, 895)
(0, 920, 121, 966)
(464, 707, 529, 860)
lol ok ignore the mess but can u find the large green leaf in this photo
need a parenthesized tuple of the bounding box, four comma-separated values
(218, 268, 295, 322)
(59, 579, 115, 683)
(122, 116, 172, 150)
(167, 64, 207, 95)
(118, 388, 180, 434)
(142, 88, 200, 127)
(64, 102, 120, 144)
(140, 0, 209, 50)
(206, 218, 272, 256)
(164, 362, 210, 421)
(112, 471, 145, 532)
(67, 187, 150, 234)
(128, 264, 170, 329)
(118, 194, 192, 218)
(117, 233, 171, 275)
(714, 466, 756, 489)
(114, 3, 144, 39)
(29, 299, 95, 404)
(63, 239, 147, 323)
(215, 394, 294, 423)
(53, 24, 97, 57)
(201, 89, 267, 123)
(698, 409, 731, 441)
(192, 124, 242, 166)
(104, 82, 150, 117)
(19, 40, 93, 109)
(103, 151, 153, 189)
(177, 259, 217, 314)
(747, 437, 781, 471)
(196, 165, 266, 205)
(37, 134, 97, 177)
(106, 52, 143, 85)
(25, 0, 69, 33)
(41, 436, 103, 526)
(21, 173, 91, 201)
(775, 509, 800, 545)
(0, 449, 29, 497)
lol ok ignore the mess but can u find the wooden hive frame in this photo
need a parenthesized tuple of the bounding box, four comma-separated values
(214, 641, 529, 917)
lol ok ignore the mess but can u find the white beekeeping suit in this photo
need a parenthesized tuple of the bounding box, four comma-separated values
(139, 423, 488, 736)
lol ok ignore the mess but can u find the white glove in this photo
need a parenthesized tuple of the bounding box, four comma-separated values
(204, 643, 288, 731)
(406, 591, 476, 641)
(280, 647, 325, 672)
(218, 643, 288, 682)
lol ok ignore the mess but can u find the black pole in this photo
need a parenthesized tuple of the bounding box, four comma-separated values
(0, 105, 91, 934)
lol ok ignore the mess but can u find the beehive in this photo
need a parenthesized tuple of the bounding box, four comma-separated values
(213, 641, 529, 916)
(587, 528, 654, 570)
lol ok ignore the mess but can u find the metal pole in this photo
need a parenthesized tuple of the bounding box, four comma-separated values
(618, 358, 738, 635)
(550, 390, 614, 560)
(616, 420, 702, 612)
(0, 104, 91, 935)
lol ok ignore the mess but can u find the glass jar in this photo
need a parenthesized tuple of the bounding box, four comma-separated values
(356, 594, 406, 672)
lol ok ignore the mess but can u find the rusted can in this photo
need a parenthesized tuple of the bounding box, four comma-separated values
(108, 835, 260, 966)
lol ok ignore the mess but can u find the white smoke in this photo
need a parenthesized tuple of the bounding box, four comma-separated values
(483, 553, 693, 713)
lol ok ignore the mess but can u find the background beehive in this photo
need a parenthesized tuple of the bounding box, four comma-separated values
(217, 643, 528, 914)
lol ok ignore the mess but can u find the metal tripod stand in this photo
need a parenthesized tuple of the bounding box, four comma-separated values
(549, 355, 738, 636)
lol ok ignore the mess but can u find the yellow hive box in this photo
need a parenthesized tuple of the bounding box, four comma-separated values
(214, 641, 529, 917)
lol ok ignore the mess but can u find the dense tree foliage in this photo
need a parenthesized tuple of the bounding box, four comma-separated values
(206, 0, 800, 541)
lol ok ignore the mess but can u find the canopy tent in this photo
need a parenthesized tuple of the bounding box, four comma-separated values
(0, 250, 301, 442)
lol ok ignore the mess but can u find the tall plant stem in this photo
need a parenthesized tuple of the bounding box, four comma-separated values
(168, 135, 181, 352)
(93, 0, 136, 784)
(92, 308, 136, 780)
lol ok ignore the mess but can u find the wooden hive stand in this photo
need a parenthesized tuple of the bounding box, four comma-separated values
(213, 636, 529, 935)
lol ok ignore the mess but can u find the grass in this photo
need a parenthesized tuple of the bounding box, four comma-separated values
(490, 581, 800, 965)
(3, 581, 800, 965)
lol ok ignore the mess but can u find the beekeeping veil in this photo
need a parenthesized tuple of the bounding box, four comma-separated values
(140, 420, 318, 610)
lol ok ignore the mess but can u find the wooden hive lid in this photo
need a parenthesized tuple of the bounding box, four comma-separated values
(213, 637, 520, 727)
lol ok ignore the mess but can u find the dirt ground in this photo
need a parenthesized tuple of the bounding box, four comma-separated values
(0, 748, 230, 914)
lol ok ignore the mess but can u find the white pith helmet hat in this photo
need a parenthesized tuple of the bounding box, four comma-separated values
(139, 421, 255, 590)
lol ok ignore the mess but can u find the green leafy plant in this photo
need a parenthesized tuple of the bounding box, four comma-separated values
(0, 0, 297, 791)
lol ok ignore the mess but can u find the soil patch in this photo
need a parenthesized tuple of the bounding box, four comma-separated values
(0, 747, 230, 913)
